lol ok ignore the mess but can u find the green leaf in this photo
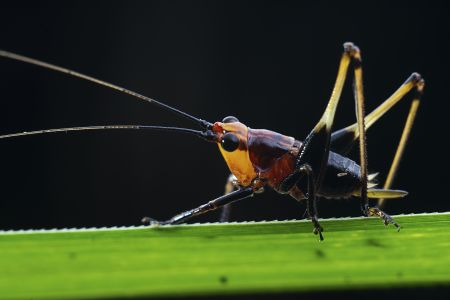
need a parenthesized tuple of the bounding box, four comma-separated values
(0, 213, 449, 299)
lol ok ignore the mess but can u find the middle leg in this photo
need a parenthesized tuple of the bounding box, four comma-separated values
(292, 164, 324, 241)
(298, 42, 399, 229)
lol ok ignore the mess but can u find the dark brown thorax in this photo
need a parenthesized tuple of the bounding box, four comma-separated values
(247, 128, 302, 190)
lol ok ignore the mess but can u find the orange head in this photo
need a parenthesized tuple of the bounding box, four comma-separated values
(211, 116, 257, 187)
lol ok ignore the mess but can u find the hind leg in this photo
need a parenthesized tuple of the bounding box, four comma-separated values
(379, 80, 424, 207)
(299, 42, 405, 231)
(331, 73, 424, 155)
(333, 43, 401, 227)
(330, 74, 425, 208)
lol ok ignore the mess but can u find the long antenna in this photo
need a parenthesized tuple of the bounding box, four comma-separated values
(0, 125, 216, 142)
(0, 50, 212, 128)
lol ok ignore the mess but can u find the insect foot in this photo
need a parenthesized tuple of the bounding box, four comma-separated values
(311, 216, 324, 241)
(367, 207, 401, 232)
(141, 216, 163, 226)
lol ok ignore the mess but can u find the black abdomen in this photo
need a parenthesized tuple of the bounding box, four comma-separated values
(318, 151, 362, 199)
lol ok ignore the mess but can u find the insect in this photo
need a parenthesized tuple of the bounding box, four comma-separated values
(0, 42, 424, 240)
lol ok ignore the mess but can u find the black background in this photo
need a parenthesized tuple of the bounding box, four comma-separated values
(0, 1, 449, 230)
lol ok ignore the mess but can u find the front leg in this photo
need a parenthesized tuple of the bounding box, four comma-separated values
(142, 187, 254, 225)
